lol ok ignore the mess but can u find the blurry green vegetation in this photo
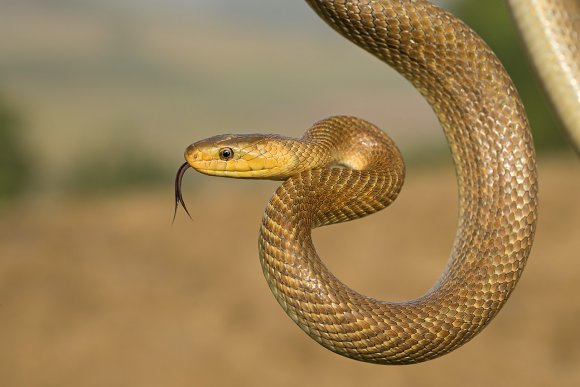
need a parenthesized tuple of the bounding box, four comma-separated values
(65, 135, 170, 195)
(0, 102, 31, 200)
(452, 0, 568, 152)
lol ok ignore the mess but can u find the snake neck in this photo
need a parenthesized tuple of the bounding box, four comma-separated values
(300, 116, 404, 173)
(248, 116, 405, 183)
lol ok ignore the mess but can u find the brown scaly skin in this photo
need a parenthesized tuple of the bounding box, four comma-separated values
(507, 0, 580, 153)
(178, 0, 541, 364)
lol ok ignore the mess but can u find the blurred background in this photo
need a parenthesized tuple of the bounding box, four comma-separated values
(0, 0, 578, 386)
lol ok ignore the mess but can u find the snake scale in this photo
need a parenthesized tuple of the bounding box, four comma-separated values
(509, 0, 580, 152)
(175, 0, 577, 364)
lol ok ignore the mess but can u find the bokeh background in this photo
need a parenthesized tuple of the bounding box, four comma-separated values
(0, 0, 578, 386)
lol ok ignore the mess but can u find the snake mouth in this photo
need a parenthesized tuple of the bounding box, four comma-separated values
(173, 162, 192, 222)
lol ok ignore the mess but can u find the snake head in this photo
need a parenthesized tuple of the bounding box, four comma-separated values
(174, 133, 299, 221)
(184, 134, 296, 179)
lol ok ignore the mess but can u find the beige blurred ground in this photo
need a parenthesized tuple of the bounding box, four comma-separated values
(0, 155, 578, 387)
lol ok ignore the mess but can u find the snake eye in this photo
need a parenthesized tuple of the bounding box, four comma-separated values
(219, 147, 234, 161)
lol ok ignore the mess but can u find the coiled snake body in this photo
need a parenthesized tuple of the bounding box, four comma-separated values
(175, 0, 577, 364)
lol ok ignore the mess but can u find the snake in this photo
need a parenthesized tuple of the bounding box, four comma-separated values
(173, 0, 578, 364)
(508, 0, 580, 152)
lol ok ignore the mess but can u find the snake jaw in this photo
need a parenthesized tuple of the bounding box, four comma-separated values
(173, 162, 192, 223)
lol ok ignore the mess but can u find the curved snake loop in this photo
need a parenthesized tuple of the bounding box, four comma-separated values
(175, 0, 577, 363)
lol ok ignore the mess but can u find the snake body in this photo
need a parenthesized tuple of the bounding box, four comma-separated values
(507, 0, 580, 152)
(175, 0, 558, 364)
